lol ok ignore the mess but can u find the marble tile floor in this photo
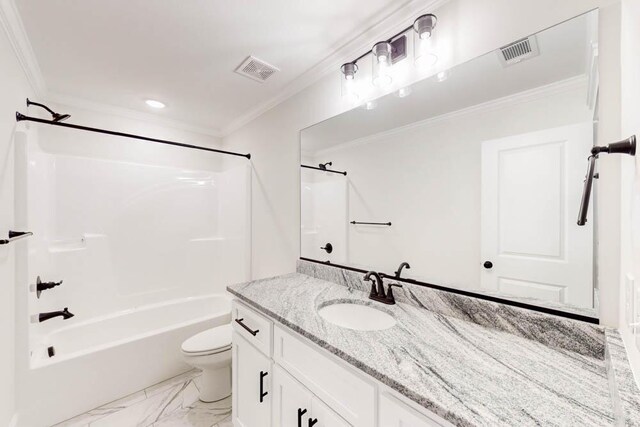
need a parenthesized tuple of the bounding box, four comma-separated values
(52, 370, 232, 427)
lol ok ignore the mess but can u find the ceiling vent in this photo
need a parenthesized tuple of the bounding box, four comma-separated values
(235, 56, 280, 83)
(498, 36, 539, 67)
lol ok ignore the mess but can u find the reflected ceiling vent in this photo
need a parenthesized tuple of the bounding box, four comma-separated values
(235, 56, 280, 82)
(498, 36, 539, 67)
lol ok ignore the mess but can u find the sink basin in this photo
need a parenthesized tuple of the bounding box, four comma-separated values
(318, 303, 396, 331)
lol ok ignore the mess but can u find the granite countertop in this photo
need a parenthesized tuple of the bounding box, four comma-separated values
(228, 272, 619, 426)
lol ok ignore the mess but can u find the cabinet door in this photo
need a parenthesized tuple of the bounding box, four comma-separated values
(272, 365, 313, 427)
(233, 332, 272, 427)
(310, 396, 351, 427)
(379, 393, 444, 427)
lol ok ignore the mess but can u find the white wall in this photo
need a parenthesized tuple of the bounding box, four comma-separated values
(618, 0, 640, 378)
(223, 0, 622, 322)
(302, 84, 592, 294)
(0, 15, 34, 426)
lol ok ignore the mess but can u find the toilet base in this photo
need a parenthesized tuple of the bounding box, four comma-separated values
(199, 365, 231, 403)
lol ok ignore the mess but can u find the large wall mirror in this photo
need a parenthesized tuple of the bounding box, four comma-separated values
(300, 10, 600, 318)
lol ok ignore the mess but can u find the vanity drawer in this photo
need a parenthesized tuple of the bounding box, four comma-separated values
(273, 325, 375, 427)
(232, 300, 273, 357)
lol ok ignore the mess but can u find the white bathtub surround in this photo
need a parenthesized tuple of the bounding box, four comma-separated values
(228, 272, 640, 426)
(13, 124, 250, 426)
(53, 370, 233, 427)
(181, 325, 233, 402)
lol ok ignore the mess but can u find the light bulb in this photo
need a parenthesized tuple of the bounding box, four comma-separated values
(397, 87, 412, 98)
(145, 99, 165, 109)
(437, 70, 450, 82)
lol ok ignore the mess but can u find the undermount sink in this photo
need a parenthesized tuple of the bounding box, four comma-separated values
(318, 303, 396, 331)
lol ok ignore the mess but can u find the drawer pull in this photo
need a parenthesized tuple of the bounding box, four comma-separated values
(235, 318, 259, 336)
(298, 408, 307, 427)
(309, 418, 318, 427)
(259, 370, 268, 403)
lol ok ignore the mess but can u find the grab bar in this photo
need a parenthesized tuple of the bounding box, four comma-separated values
(350, 221, 392, 226)
(0, 230, 33, 245)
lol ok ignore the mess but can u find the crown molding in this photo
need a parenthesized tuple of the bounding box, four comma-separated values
(220, 0, 451, 136)
(0, 0, 46, 96)
(47, 92, 225, 139)
(310, 74, 589, 157)
(2, 0, 449, 139)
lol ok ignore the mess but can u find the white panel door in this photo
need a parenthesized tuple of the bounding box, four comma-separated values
(480, 123, 593, 307)
(232, 332, 272, 427)
(272, 365, 313, 427)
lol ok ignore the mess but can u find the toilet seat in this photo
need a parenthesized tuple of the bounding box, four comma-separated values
(181, 324, 232, 356)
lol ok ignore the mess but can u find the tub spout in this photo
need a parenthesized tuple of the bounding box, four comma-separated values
(39, 307, 74, 322)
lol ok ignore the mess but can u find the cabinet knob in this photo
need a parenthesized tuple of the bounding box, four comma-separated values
(483, 261, 493, 269)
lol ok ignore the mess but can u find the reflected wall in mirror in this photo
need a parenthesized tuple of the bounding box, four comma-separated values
(300, 10, 599, 316)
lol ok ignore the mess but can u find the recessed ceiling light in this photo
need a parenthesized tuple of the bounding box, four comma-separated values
(145, 99, 165, 109)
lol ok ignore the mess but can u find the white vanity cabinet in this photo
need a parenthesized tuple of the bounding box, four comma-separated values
(232, 332, 272, 427)
(231, 300, 452, 427)
(272, 365, 350, 427)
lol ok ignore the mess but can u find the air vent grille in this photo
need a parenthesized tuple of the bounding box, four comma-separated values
(235, 56, 280, 82)
(498, 36, 539, 66)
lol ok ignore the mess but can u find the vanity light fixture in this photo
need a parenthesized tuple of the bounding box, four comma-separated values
(340, 13, 438, 96)
(145, 99, 166, 109)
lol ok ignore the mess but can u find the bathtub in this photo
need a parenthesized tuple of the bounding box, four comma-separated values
(21, 294, 231, 427)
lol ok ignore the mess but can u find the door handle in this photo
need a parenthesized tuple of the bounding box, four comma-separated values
(235, 318, 259, 336)
(309, 418, 318, 427)
(259, 371, 268, 403)
(297, 408, 307, 427)
(483, 261, 493, 269)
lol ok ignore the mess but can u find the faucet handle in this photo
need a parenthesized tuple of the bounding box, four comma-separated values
(386, 283, 403, 303)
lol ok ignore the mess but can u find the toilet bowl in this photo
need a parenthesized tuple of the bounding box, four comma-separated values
(181, 324, 232, 402)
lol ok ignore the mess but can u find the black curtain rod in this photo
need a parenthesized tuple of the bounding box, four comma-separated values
(301, 164, 347, 175)
(15, 112, 251, 160)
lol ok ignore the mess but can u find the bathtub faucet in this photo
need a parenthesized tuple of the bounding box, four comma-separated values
(38, 308, 74, 322)
(35, 276, 63, 298)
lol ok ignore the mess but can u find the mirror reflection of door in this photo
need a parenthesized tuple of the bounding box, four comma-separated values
(480, 123, 594, 307)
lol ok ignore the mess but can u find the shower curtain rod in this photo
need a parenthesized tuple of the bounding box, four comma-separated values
(15, 112, 251, 160)
(301, 164, 347, 175)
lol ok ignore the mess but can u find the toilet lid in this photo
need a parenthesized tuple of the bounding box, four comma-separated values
(181, 324, 232, 354)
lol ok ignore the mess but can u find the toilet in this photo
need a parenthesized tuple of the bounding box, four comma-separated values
(181, 324, 232, 402)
